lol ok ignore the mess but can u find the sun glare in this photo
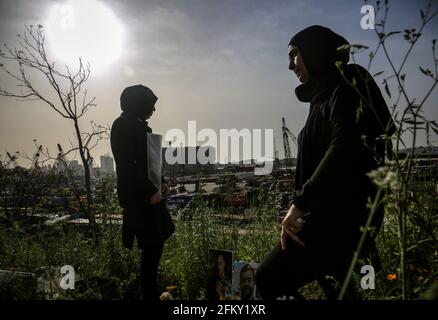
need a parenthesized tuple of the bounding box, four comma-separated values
(46, 0, 124, 71)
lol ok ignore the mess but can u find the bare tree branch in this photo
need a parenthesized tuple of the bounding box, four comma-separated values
(0, 24, 108, 233)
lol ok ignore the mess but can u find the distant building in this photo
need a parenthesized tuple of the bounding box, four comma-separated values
(398, 146, 438, 159)
(100, 154, 114, 174)
(162, 146, 216, 177)
(42, 164, 52, 173)
(53, 159, 67, 173)
(68, 160, 84, 176)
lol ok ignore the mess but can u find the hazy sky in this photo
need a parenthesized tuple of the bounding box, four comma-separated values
(0, 0, 437, 166)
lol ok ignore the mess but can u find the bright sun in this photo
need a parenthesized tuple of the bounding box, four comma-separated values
(46, 0, 124, 71)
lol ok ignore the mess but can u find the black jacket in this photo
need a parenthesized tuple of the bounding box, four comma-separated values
(289, 26, 396, 251)
(293, 66, 394, 218)
(111, 113, 159, 248)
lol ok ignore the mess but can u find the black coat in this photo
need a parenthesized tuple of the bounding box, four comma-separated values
(110, 113, 159, 249)
(292, 65, 396, 252)
(287, 26, 396, 255)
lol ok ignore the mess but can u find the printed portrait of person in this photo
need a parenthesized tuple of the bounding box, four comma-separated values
(239, 264, 256, 300)
(232, 261, 261, 300)
(207, 249, 233, 300)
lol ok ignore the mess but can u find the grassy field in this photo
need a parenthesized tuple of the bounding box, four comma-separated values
(0, 177, 436, 300)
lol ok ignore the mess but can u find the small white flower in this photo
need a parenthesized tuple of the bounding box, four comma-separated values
(367, 166, 400, 190)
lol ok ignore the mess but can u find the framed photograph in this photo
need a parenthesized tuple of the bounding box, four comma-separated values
(207, 249, 233, 300)
(232, 261, 261, 300)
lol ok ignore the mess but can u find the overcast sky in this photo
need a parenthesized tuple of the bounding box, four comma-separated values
(0, 0, 437, 166)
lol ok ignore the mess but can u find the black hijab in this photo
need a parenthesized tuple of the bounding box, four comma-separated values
(290, 25, 396, 159)
(289, 26, 350, 103)
(120, 84, 157, 120)
(289, 25, 350, 79)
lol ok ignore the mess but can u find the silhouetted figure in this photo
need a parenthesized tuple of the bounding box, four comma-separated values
(111, 84, 171, 300)
(255, 26, 396, 300)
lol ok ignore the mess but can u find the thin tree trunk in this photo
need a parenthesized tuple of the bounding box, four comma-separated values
(73, 119, 96, 226)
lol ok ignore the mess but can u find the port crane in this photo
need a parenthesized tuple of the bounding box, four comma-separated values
(282, 117, 298, 171)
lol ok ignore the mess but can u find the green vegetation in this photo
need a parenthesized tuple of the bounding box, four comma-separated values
(0, 172, 436, 300)
(0, 0, 437, 301)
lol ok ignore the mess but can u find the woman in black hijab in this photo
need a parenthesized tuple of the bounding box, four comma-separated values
(255, 26, 395, 300)
(111, 85, 171, 300)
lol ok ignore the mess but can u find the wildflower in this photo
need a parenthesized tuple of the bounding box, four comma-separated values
(387, 274, 397, 281)
(367, 166, 400, 190)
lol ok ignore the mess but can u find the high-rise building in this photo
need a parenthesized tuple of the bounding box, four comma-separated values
(67, 160, 84, 176)
(100, 154, 114, 174)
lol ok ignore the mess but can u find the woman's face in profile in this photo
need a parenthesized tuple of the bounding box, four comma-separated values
(288, 45, 309, 83)
(217, 254, 225, 275)
(145, 104, 156, 120)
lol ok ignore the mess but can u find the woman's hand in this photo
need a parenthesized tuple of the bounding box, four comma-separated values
(150, 191, 162, 205)
(280, 204, 306, 250)
(162, 183, 169, 197)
